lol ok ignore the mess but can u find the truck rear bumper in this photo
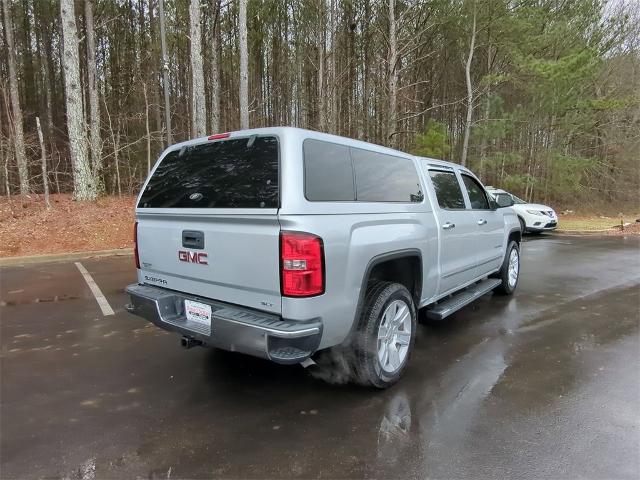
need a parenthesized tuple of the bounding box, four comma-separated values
(125, 283, 322, 365)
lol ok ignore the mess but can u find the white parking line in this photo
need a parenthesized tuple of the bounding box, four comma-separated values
(75, 262, 115, 316)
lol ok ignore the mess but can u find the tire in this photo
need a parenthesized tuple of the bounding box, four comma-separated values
(353, 282, 417, 388)
(518, 217, 526, 234)
(493, 240, 520, 295)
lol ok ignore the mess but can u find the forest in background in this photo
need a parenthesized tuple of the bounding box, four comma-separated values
(1, 0, 638, 210)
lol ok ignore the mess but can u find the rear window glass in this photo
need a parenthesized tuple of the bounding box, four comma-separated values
(303, 139, 355, 201)
(138, 136, 279, 208)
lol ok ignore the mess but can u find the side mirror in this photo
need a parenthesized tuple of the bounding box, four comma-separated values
(495, 193, 514, 208)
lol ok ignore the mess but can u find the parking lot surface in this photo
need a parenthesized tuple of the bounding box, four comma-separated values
(1, 235, 639, 479)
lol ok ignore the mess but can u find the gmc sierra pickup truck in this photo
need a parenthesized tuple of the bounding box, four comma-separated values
(126, 127, 521, 388)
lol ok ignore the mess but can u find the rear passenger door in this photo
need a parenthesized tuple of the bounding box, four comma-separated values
(460, 173, 505, 276)
(423, 165, 479, 295)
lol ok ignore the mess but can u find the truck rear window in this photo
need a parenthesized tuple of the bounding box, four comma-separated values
(138, 136, 279, 208)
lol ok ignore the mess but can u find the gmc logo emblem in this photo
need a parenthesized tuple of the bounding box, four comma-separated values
(178, 250, 209, 265)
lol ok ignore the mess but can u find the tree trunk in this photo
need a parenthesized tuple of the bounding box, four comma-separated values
(189, 0, 206, 137)
(148, 0, 163, 139)
(479, 43, 492, 177)
(460, 2, 477, 167)
(2, 0, 30, 194)
(328, 0, 337, 133)
(362, 0, 371, 140)
(387, 0, 397, 147)
(36, 117, 51, 209)
(60, 0, 96, 200)
(38, 33, 55, 154)
(238, 0, 249, 129)
(158, 0, 172, 146)
(84, 0, 102, 193)
(316, 0, 326, 131)
(143, 83, 151, 173)
(209, 0, 221, 132)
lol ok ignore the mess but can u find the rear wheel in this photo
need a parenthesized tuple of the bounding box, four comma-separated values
(353, 282, 416, 388)
(493, 241, 520, 295)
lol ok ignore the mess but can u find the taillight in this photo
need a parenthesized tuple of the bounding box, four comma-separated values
(280, 232, 324, 297)
(133, 221, 140, 269)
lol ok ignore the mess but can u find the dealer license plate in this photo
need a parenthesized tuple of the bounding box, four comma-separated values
(184, 299, 212, 334)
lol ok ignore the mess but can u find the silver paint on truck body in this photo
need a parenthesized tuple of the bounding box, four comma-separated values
(130, 127, 520, 355)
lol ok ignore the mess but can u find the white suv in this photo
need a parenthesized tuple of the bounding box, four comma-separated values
(486, 187, 558, 234)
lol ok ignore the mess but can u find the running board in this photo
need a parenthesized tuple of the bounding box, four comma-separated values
(425, 278, 502, 321)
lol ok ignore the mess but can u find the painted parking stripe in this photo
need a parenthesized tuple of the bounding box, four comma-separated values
(75, 262, 115, 316)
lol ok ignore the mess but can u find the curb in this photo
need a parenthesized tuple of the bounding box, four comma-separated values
(554, 229, 614, 235)
(553, 229, 639, 236)
(0, 248, 133, 267)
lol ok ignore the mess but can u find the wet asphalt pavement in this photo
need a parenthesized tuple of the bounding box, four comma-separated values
(1, 235, 639, 479)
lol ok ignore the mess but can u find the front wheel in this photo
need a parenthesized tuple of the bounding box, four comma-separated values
(493, 241, 520, 295)
(353, 282, 417, 388)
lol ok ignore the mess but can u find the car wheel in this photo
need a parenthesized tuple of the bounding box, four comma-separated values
(518, 216, 526, 234)
(493, 240, 520, 295)
(353, 281, 416, 388)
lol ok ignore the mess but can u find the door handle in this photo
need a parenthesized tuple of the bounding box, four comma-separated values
(477, 219, 487, 225)
(182, 230, 205, 249)
(442, 222, 455, 230)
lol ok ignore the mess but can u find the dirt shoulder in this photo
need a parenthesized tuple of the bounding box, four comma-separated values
(1, 195, 638, 259)
(1, 194, 135, 258)
(556, 215, 640, 235)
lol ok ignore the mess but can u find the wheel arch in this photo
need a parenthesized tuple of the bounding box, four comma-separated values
(346, 249, 422, 342)
(508, 227, 522, 245)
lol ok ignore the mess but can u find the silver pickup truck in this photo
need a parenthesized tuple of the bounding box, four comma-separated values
(126, 127, 520, 388)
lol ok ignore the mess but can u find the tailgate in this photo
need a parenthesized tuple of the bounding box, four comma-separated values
(134, 134, 282, 314)
(136, 212, 281, 314)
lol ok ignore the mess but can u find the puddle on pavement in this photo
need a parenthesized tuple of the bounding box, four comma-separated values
(1, 294, 80, 306)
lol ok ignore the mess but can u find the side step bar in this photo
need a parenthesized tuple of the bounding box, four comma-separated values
(425, 278, 502, 321)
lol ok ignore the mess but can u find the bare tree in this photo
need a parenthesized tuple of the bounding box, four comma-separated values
(143, 82, 151, 173)
(84, 0, 102, 190)
(159, 0, 172, 146)
(387, 0, 398, 147)
(2, 0, 29, 194)
(35, 117, 51, 209)
(103, 98, 122, 198)
(60, 0, 95, 200)
(460, 1, 477, 167)
(239, 0, 249, 129)
(316, 0, 326, 131)
(209, 0, 221, 132)
(189, 0, 207, 137)
(328, 0, 337, 133)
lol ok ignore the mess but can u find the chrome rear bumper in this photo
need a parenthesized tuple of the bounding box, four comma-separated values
(125, 283, 322, 364)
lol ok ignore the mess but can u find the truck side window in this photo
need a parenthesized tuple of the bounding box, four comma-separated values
(303, 139, 356, 201)
(351, 149, 422, 202)
(428, 170, 465, 209)
(461, 174, 490, 210)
